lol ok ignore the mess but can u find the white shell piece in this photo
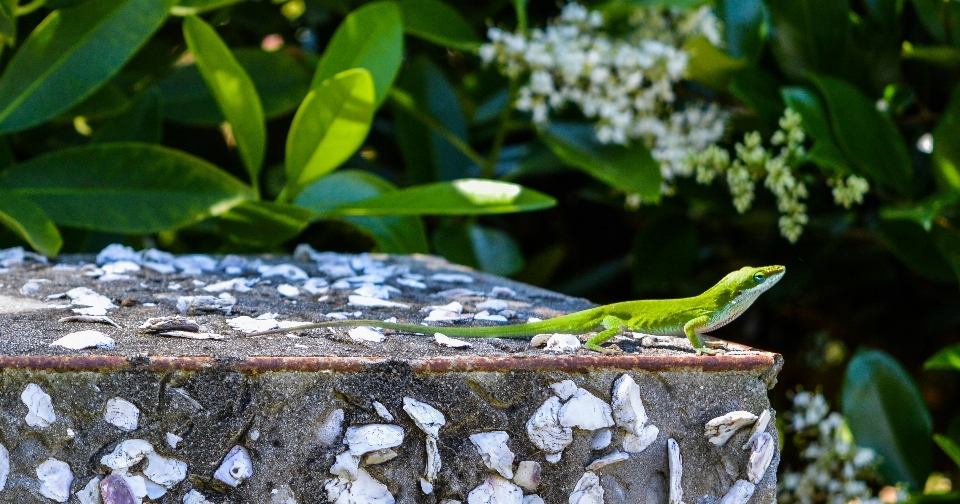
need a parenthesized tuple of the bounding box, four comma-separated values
(257, 264, 309, 281)
(102, 260, 140, 275)
(430, 273, 474, 283)
(346, 424, 405, 456)
(476, 299, 508, 312)
(668, 438, 683, 504)
(271, 484, 299, 504)
(144, 452, 187, 487)
(227, 316, 278, 334)
(467, 475, 523, 504)
(488, 286, 517, 298)
(748, 432, 775, 484)
(544, 334, 581, 352)
(424, 309, 470, 322)
(330, 451, 361, 480)
(104, 397, 139, 431)
(101, 439, 154, 470)
(365, 449, 398, 465)
(420, 478, 434, 495)
(173, 254, 218, 274)
(37, 458, 73, 502)
(434, 333, 473, 348)
(612, 374, 648, 435)
(66, 287, 116, 316)
(622, 424, 659, 454)
(144, 477, 168, 499)
(324, 468, 395, 504)
(373, 401, 394, 421)
(586, 451, 629, 471)
(545, 453, 562, 463)
(719, 480, 756, 504)
(0, 444, 7, 490)
(437, 288, 483, 297)
(50, 330, 116, 350)
(75, 476, 101, 504)
(513, 461, 541, 492)
(348, 295, 410, 308)
(743, 409, 771, 450)
(549, 380, 578, 401)
(214, 445, 253, 487)
(176, 293, 235, 315)
(277, 284, 301, 297)
(559, 389, 614, 430)
(424, 437, 441, 482)
(403, 397, 446, 438)
(470, 431, 515, 479)
(166, 432, 183, 449)
(530, 334, 552, 347)
(202, 278, 256, 293)
(355, 284, 400, 299)
(97, 244, 140, 265)
(523, 496, 545, 504)
(705, 411, 758, 446)
(303, 277, 330, 294)
(474, 311, 509, 322)
(349, 326, 385, 342)
(526, 397, 573, 458)
(569, 471, 604, 504)
(183, 489, 216, 504)
(318, 409, 345, 446)
(22, 383, 56, 428)
(590, 428, 612, 450)
(396, 278, 427, 289)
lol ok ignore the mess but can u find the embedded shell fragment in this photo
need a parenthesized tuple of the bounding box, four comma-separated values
(705, 410, 758, 446)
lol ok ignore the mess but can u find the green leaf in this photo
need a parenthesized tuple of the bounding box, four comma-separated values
(0, 0, 171, 133)
(729, 68, 784, 128)
(395, 0, 479, 50)
(934, 435, 960, 470)
(714, 0, 766, 60)
(682, 36, 746, 91)
(912, 0, 960, 44)
(171, 0, 244, 15)
(539, 122, 662, 202)
(294, 170, 428, 253)
(901, 43, 960, 70)
(808, 73, 913, 196)
(0, 190, 63, 256)
(285, 68, 374, 196)
(393, 56, 473, 183)
(312, 1, 403, 107)
(879, 192, 959, 231)
(933, 226, 960, 284)
(0, 143, 254, 233)
(766, 0, 849, 81)
(877, 217, 956, 282)
(327, 179, 556, 216)
(926, 344, 960, 371)
(781, 86, 854, 174)
(218, 200, 312, 247)
(61, 82, 131, 120)
(841, 348, 932, 489)
(0, 0, 16, 46)
(433, 223, 524, 276)
(932, 83, 960, 194)
(158, 48, 312, 126)
(93, 87, 162, 144)
(183, 15, 266, 186)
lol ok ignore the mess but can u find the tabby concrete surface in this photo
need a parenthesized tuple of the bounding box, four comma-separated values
(0, 245, 782, 504)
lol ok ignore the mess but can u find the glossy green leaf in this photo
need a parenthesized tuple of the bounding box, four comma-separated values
(933, 83, 960, 193)
(879, 192, 959, 231)
(766, 0, 848, 81)
(61, 82, 131, 120)
(294, 170, 428, 253)
(393, 56, 473, 183)
(183, 15, 266, 185)
(171, 0, 243, 15)
(902, 43, 960, 70)
(93, 88, 162, 144)
(395, 0, 479, 50)
(540, 122, 662, 202)
(926, 344, 960, 371)
(312, 1, 403, 107)
(433, 223, 524, 276)
(0, 143, 253, 233)
(158, 49, 312, 126)
(935, 435, 960, 470)
(0, 0, 171, 133)
(327, 179, 556, 216)
(285, 68, 375, 196)
(841, 348, 932, 489)
(714, 0, 766, 60)
(218, 200, 312, 247)
(729, 68, 784, 128)
(912, 0, 960, 44)
(0, 0, 15, 46)
(877, 217, 956, 282)
(781, 86, 852, 173)
(808, 74, 913, 196)
(682, 37, 746, 91)
(0, 190, 62, 256)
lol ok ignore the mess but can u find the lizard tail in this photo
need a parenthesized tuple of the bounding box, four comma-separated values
(245, 316, 577, 338)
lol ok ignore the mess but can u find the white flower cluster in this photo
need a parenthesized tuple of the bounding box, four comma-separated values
(779, 391, 887, 504)
(479, 3, 727, 179)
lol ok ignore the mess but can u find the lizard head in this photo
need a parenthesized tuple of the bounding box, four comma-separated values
(726, 265, 786, 302)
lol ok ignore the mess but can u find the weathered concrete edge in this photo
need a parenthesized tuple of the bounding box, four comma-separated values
(0, 353, 783, 374)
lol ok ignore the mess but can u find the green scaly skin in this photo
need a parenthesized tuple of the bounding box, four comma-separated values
(248, 265, 785, 354)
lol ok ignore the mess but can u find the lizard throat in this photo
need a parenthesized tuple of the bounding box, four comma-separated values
(702, 275, 782, 332)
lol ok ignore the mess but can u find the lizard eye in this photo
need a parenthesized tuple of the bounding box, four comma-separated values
(753, 273, 765, 283)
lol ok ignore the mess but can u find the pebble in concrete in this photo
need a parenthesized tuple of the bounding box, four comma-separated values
(470, 431, 515, 479)
(513, 460, 540, 492)
(559, 389, 614, 430)
(144, 452, 188, 487)
(586, 451, 629, 471)
(550, 380, 578, 400)
(215, 445, 253, 487)
(590, 428, 612, 450)
(101, 440, 154, 470)
(22, 383, 56, 428)
(100, 472, 144, 504)
(183, 489, 216, 504)
(373, 401, 394, 421)
(51, 329, 116, 350)
(76, 477, 101, 504)
(104, 397, 140, 431)
(325, 468, 395, 504)
(705, 410, 758, 446)
(743, 409, 771, 450)
(0, 443, 7, 491)
(748, 432, 775, 484)
(668, 438, 683, 504)
(719, 479, 756, 504)
(569, 471, 604, 504)
(526, 397, 573, 463)
(37, 457, 73, 502)
(345, 424, 405, 456)
(467, 475, 523, 504)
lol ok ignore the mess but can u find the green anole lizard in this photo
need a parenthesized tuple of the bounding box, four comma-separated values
(248, 265, 785, 354)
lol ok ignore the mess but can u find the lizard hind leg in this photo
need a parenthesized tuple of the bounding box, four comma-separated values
(584, 315, 628, 353)
(682, 315, 719, 355)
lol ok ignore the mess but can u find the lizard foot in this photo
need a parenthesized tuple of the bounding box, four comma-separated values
(695, 347, 722, 355)
(585, 343, 622, 355)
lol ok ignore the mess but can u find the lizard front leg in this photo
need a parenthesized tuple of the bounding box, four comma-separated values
(584, 315, 627, 353)
(683, 315, 720, 355)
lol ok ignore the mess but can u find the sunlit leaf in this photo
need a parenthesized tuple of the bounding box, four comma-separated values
(93, 87, 162, 143)
(683, 36, 746, 90)
(781, 86, 853, 174)
(327, 179, 556, 216)
(0, 190, 62, 256)
(395, 0, 479, 50)
(926, 344, 960, 371)
(171, 0, 243, 15)
(934, 434, 960, 471)
(219, 200, 312, 247)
